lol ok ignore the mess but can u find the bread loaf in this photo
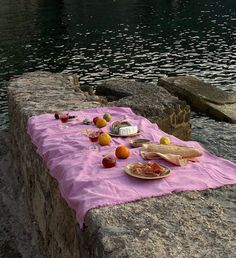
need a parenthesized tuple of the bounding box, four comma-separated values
(141, 144, 203, 158)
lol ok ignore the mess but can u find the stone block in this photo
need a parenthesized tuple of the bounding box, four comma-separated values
(159, 75, 236, 123)
(96, 79, 191, 140)
(7, 71, 236, 257)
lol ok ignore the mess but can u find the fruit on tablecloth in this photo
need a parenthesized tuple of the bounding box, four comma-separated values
(102, 155, 116, 168)
(160, 137, 171, 145)
(93, 116, 100, 125)
(98, 133, 111, 146)
(115, 146, 130, 159)
(103, 113, 112, 122)
(96, 118, 107, 128)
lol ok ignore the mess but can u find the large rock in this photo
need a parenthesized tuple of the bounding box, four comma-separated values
(7, 71, 236, 257)
(159, 76, 236, 123)
(96, 79, 191, 140)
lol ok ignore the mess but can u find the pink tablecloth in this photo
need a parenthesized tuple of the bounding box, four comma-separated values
(27, 107, 236, 228)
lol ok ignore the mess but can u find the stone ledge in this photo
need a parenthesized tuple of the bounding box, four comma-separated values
(96, 79, 191, 140)
(7, 71, 236, 257)
(158, 76, 236, 123)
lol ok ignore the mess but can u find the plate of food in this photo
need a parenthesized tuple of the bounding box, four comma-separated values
(109, 120, 140, 137)
(124, 162, 171, 180)
(129, 138, 150, 148)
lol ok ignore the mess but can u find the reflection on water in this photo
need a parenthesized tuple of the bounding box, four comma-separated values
(0, 0, 235, 160)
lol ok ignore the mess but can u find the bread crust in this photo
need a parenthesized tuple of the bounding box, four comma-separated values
(141, 144, 203, 158)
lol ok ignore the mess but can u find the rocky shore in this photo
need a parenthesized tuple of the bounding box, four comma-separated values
(2, 71, 236, 257)
(159, 76, 236, 123)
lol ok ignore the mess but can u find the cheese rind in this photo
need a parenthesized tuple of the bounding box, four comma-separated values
(119, 126, 138, 135)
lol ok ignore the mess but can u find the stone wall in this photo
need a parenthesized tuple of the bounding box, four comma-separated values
(8, 72, 102, 257)
(7, 71, 190, 257)
(96, 79, 191, 140)
(8, 71, 235, 257)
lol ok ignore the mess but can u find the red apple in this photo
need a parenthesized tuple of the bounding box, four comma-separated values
(102, 156, 116, 168)
(93, 116, 100, 125)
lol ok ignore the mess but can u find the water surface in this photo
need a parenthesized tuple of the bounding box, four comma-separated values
(0, 0, 235, 160)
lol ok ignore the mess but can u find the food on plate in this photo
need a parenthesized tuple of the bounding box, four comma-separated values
(103, 113, 112, 122)
(98, 133, 111, 146)
(102, 155, 116, 168)
(93, 116, 100, 125)
(130, 162, 165, 177)
(119, 126, 138, 136)
(129, 138, 150, 148)
(115, 146, 130, 159)
(96, 118, 107, 128)
(160, 136, 171, 145)
(110, 121, 138, 135)
(110, 121, 131, 134)
(141, 143, 203, 158)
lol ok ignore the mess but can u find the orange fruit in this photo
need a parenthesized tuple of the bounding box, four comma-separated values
(115, 146, 130, 159)
(96, 118, 107, 128)
(98, 133, 111, 146)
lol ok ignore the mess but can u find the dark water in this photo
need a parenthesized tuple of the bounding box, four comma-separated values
(0, 0, 235, 161)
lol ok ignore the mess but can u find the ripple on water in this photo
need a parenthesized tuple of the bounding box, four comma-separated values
(0, 0, 235, 160)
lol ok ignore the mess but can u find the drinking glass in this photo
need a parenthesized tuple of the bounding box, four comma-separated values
(88, 130, 100, 150)
(59, 113, 69, 128)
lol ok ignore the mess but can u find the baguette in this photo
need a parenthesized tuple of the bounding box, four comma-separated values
(141, 144, 203, 158)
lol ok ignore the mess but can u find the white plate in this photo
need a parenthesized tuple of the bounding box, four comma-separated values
(109, 131, 141, 137)
(124, 162, 171, 180)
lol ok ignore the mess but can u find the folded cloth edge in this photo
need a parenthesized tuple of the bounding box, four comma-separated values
(140, 150, 199, 166)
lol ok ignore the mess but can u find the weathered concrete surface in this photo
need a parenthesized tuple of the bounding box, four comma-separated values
(8, 71, 102, 258)
(0, 131, 22, 258)
(0, 131, 42, 258)
(84, 186, 236, 258)
(159, 76, 236, 123)
(96, 79, 191, 140)
(7, 71, 236, 257)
